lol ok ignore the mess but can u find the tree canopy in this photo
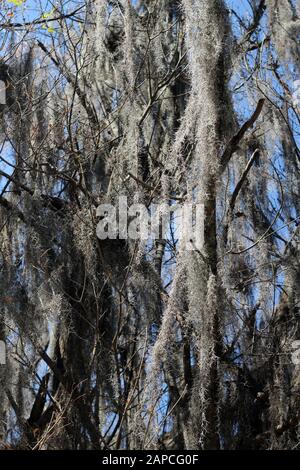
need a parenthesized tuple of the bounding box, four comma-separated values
(0, 0, 300, 450)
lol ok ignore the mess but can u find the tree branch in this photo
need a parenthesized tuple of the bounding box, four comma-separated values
(0, 196, 25, 222)
(0, 169, 67, 213)
(229, 149, 260, 211)
(224, 149, 260, 245)
(220, 99, 265, 174)
(0, 7, 86, 29)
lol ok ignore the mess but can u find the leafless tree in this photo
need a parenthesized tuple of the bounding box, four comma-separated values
(0, 0, 300, 450)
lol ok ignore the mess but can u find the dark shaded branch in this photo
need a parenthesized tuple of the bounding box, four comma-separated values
(38, 348, 68, 390)
(239, 0, 267, 45)
(224, 149, 260, 245)
(28, 373, 50, 426)
(0, 6, 86, 29)
(0, 169, 67, 213)
(220, 99, 265, 173)
(0, 169, 34, 195)
(229, 149, 260, 211)
(0, 196, 25, 222)
(5, 388, 27, 429)
(36, 41, 99, 128)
